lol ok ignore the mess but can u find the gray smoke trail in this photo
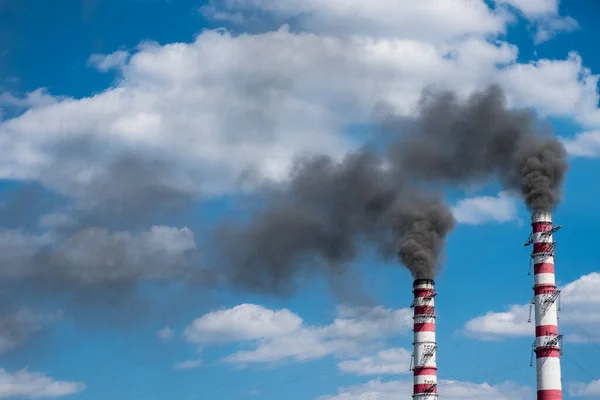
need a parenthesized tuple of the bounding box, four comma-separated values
(216, 85, 568, 288)
(388, 85, 568, 211)
(214, 150, 456, 288)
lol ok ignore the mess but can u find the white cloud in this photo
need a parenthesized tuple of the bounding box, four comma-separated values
(0, 88, 59, 113)
(318, 378, 533, 400)
(184, 304, 412, 365)
(201, 0, 508, 43)
(502, 52, 600, 125)
(337, 347, 412, 375)
(464, 273, 600, 342)
(173, 358, 202, 370)
(496, 0, 578, 43)
(1, 18, 599, 200)
(533, 15, 578, 44)
(157, 326, 174, 342)
(558, 272, 600, 343)
(569, 380, 600, 398)
(464, 305, 531, 340)
(184, 304, 303, 343)
(562, 130, 600, 157)
(0, 369, 85, 398)
(452, 191, 519, 225)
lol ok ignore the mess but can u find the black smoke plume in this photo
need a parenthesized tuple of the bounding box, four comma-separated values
(388, 85, 568, 211)
(214, 150, 455, 286)
(216, 85, 568, 287)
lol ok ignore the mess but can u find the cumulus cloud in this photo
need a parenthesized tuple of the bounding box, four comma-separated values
(464, 273, 600, 342)
(318, 378, 533, 400)
(452, 191, 520, 225)
(569, 380, 600, 398)
(464, 305, 531, 340)
(184, 304, 412, 365)
(558, 272, 600, 343)
(336, 348, 412, 375)
(0, 88, 59, 111)
(562, 130, 600, 157)
(1, 17, 599, 203)
(200, 0, 507, 42)
(0, 369, 85, 398)
(184, 304, 303, 343)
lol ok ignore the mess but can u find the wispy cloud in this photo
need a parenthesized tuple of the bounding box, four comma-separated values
(157, 326, 174, 342)
(495, 0, 579, 43)
(337, 348, 412, 375)
(87, 50, 130, 72)
(173, 359, 202, 370)
(0, 308, 62, 355)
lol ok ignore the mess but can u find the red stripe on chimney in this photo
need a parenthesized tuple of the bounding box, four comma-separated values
(536, 348, 561, 358)
(414, 322, 435, 332)
(534, 285, 557, 296)
(533, 242, 554, 254)
(534, 263, 555, 274)
(537, 389, 562, 400)
(536, 325, 559, 337)
(414, 305, 434, 315)
(532, 222, 552, 233)
(413, 367, 437, 376)
(413, 384, 437, 394)
(414, 288, 435, 298)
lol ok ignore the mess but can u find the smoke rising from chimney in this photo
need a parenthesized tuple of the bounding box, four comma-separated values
(214, 151, 455, 286)
(387, 85, 568, 211)
(215, 85, 568, 286)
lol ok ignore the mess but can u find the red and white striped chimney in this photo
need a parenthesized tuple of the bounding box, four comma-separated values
(411, 279, 437, 400)
(531, 211, 563, 400)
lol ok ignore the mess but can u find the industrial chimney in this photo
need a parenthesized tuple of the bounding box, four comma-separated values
(528, 211, 563, 400)
(410, 279, 437, 400)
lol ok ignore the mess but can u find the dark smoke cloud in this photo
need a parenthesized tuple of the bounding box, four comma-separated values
(512, 138, 567, 211)
(392, 196, 456, 280)
(387, 85, 568, 211)
(214, 150, 455, 286)
(214, 85, 568, 287)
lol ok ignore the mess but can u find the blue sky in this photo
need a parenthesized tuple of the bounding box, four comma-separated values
(1, 0, 600, 399)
